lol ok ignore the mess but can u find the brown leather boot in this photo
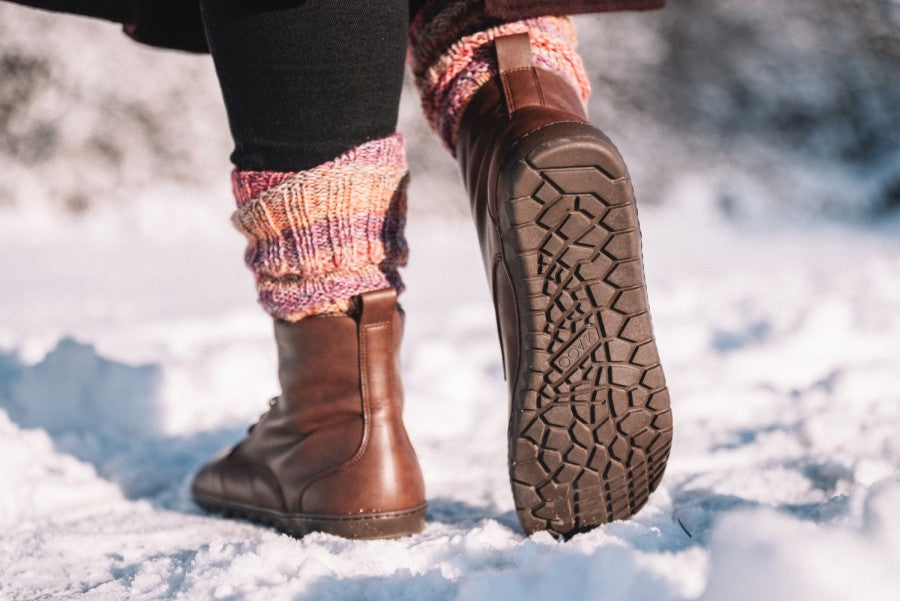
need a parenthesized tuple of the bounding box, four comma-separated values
(191, 288, 427, 539)
(457, 33, 673, 537)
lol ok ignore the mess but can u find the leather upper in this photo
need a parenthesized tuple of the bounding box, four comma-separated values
(192, 288, 425, 516)
(456, 33, 592, 388)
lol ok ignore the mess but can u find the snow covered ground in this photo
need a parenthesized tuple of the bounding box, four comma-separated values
(1, 175, 898, 600)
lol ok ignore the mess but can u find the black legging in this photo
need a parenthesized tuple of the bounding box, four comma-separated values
(200, 0, 428, 172)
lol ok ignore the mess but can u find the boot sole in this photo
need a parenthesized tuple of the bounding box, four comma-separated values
(194, 493, 427, 540)
(496, 121, 673, 537)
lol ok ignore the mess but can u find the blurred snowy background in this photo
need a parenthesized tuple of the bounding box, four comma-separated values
(1, 0, 898, 218)
(1, 2, 899, 600)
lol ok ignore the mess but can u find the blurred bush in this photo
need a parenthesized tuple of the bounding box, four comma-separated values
(574, 0, 900, 218)
(0, 5, 230, 213)
(0, 0, 897, 218)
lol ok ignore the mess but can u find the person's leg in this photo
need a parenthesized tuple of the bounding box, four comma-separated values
(201, 0, 410, 320)
(408, 1, 672, 538)
(203, 0, 408, 172)
(191, 0, 427, 539)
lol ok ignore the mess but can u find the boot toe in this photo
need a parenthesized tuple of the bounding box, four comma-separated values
(191, 448, 231, 503)
(192, 446, 287, 514)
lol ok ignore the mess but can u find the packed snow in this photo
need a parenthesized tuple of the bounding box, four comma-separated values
(1, 2, 899, 599)
(1, 180, 898, 600)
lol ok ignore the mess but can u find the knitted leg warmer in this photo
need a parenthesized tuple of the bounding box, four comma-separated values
(408, 0, 592, 155)
(231, 133, 409, 322)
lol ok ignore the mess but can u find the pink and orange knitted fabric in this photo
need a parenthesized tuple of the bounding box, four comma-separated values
(232, 5, 591, 321)
(231, 134, 409, 321)
(409, 0, 592, 154)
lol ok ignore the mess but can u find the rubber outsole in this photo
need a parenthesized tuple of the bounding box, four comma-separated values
(496, 122, 673, 537)
(194, 494, 427, 540)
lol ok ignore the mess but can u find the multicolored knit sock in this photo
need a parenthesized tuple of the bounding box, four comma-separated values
(231, 133, 409, 322)
(408, 0, 592, 155)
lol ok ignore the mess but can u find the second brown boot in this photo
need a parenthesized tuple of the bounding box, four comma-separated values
(191, 288, 427, 539)
(457, 33, 673, 537)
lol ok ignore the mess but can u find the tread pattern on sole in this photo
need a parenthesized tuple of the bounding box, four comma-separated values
(502, 133, 673, 537)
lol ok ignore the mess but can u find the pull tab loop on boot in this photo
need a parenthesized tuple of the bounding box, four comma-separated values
(357, 288, 399, 412)
(495, 32, 545, 117)
(359, 288, 397, 327)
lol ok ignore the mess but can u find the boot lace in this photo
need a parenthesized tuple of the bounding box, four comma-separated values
(247, 396, 278, 434)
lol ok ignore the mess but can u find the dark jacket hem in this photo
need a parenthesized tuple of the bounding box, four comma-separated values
(484, 0, 666, 19)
